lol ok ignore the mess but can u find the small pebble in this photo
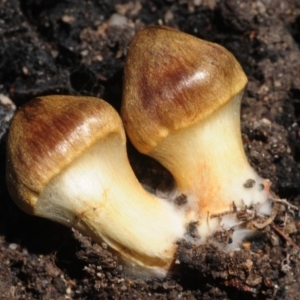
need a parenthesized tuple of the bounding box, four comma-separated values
(9, 243, 18, 250)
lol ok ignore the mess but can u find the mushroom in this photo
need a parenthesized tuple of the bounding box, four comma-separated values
(121, 26, 272, 240)
(6, 95, 187, 276)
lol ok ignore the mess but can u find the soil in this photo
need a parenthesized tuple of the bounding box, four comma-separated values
(1, 0, 300, 299)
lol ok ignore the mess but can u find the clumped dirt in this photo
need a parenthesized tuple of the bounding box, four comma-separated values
(1, 0, 300, 299)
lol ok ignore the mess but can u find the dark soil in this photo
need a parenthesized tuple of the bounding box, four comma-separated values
(1, 0, 300, 299)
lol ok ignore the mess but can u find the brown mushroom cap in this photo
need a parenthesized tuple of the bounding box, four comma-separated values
(121, 26, 248, 153)
(6, 95, 123, 214)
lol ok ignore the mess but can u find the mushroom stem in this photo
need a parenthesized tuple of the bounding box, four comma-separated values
(37, 132, 185, 274)
(147, 92, 270, 237)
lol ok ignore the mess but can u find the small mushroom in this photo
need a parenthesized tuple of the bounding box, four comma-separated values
(121, 26, 272, 239)
(6, 95, 187, 276)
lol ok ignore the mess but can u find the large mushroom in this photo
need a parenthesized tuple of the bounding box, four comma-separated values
(6, 95, 187, 276)
(121, 26, 272, 240)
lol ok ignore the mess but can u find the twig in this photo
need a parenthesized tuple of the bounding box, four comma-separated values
(271, 224, 300, 252)
(252, 204, 278, 229)
(210, 210, 235, 219)
(273, 198, 299, 212)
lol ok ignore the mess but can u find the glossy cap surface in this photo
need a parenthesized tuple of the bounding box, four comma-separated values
(6, 95, 124, 213)
(122, 26, 248, 153)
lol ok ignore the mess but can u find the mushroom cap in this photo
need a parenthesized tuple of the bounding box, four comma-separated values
(121, 26, 248, 153)
(6, 95, 124, 214)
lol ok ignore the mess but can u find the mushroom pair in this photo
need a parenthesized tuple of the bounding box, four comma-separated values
(6, 26, 271, 277)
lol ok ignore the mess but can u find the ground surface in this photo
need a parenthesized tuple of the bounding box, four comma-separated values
(1, 0, 300, 299)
